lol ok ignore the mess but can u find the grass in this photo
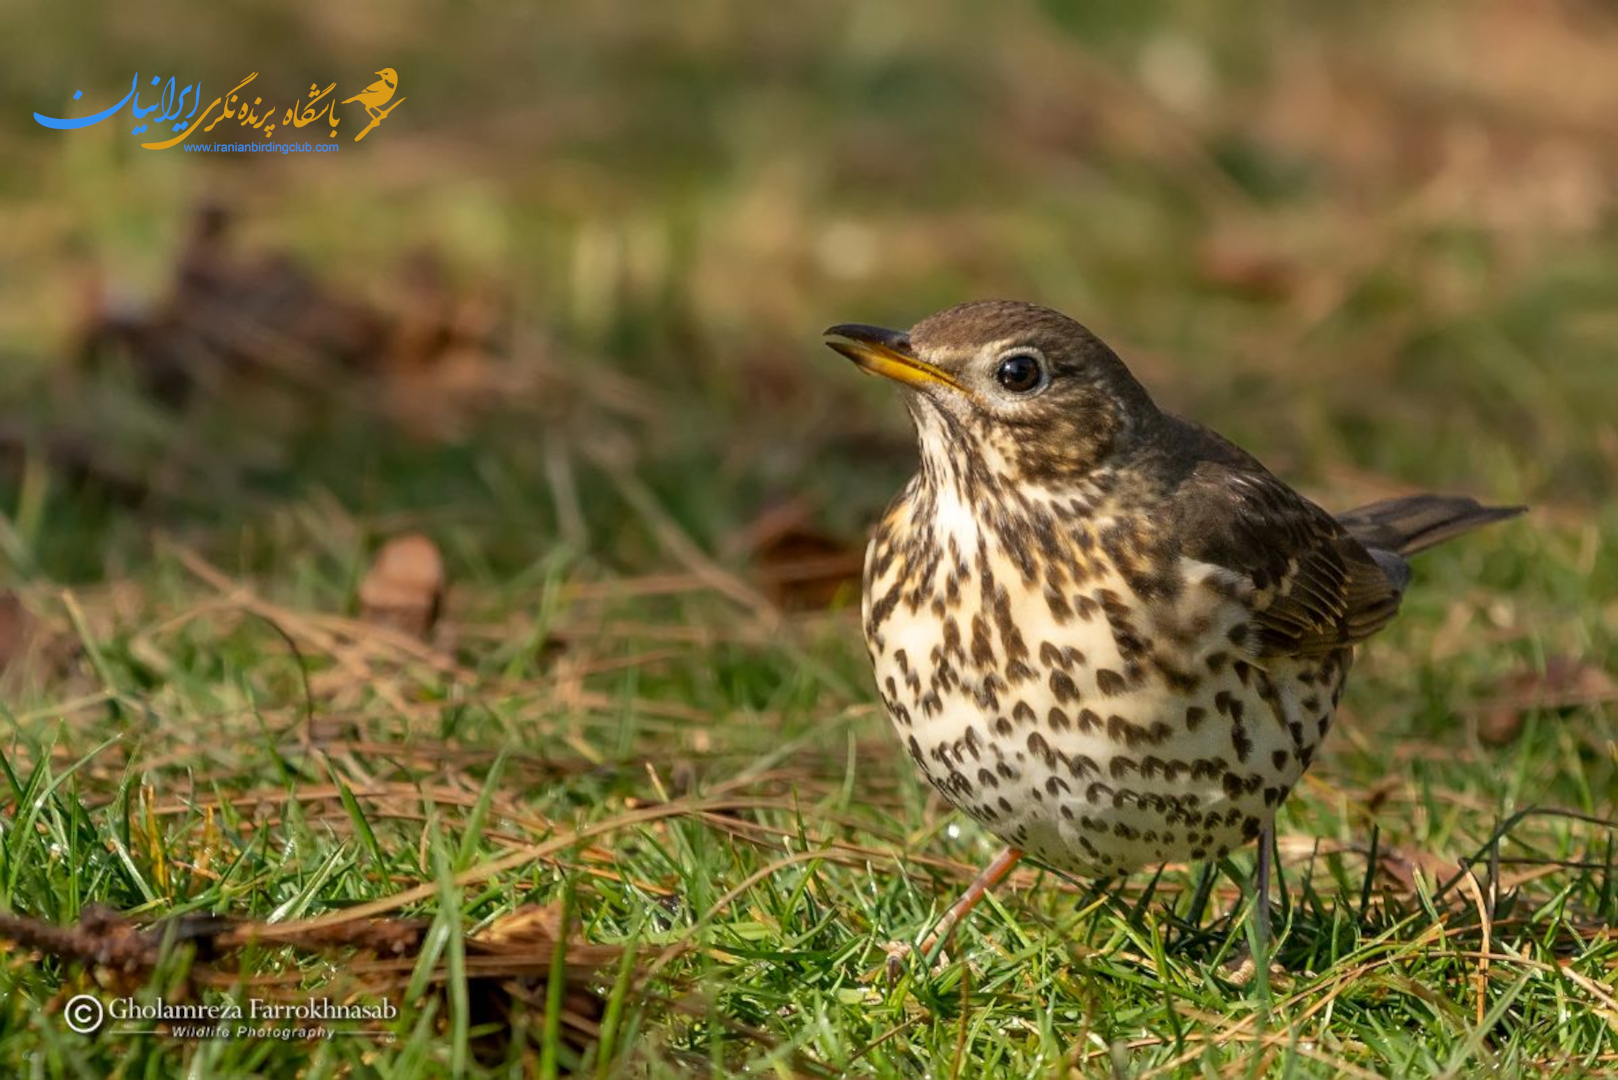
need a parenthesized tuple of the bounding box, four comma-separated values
(2, 0, 1616, 1076)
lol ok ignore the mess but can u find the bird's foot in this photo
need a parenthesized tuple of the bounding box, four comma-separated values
(1222, 942, 1292, 990)
(878, 939, 951, 986)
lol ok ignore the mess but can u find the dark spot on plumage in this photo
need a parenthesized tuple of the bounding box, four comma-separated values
(1045, 775, 1071, 795)
(1044, 588, 1073, 623)
(969, 614, 995, 670)
(1095, 668, 1126, 696)
(1233, 660, 1254, 687)
(991, 586, 1030, 661)
(1109, 757, 1138, 779)
(1049, 670, 1081, 704)
(1206, 651, 1229, 674)
(941, 616, 963, 659)
(1013, 700, 1036, 725)
(1231, 722, 1253, 763)
(868, 585, 902, 635)
(1078, 708, 1102, 734)
(1005, 659, 1037, 684)
(1112, 626, 1149, 660)
(1151, 654, 1201, 694)
(1185, 705, 1207, 731)
(1271, 750, 1289, 771)
(1048, 707, 1071, 731)
(1068, 754, 1099, 778)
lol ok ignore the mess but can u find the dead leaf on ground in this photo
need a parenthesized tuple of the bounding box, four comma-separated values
(727, 500, 863, 611)
(358, 533, 446, 638)
(1477, 655, 1617, 745)
(73, 204, 512, 443)
(1194, 230, 1307, 301)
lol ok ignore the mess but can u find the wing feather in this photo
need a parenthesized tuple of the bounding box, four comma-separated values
(1164, 454, 1403, 659)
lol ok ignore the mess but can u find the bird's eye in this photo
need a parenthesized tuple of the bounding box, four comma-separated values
(994, 353, 1044, 394)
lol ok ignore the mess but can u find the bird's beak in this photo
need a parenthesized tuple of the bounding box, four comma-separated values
(823, 324, 963, 392)
(376, 70, 388, 77)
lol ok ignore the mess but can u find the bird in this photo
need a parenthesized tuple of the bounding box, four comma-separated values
(823, 300, 1523, 970)
(343, 69, 398, 120)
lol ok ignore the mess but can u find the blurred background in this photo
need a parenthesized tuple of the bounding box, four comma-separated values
(2, 0, 1613, 589)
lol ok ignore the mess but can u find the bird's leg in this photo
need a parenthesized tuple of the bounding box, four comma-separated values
(886, 846, 1022, 983)
(1253, 820, 1273, 957)
(1224, 821, 1278, 984)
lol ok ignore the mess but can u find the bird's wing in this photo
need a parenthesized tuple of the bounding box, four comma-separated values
(1165, 456, 1403, 659)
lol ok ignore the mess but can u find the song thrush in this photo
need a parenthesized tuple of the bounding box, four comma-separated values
(824, 300, 1522, 966)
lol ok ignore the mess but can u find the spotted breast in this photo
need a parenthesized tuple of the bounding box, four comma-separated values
(863, 460, 1348, 877)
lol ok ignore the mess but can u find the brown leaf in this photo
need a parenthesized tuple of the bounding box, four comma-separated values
(358, 533, 446, 638)
(1195, 232, 1303, 301)
(730, 501, 863, 611)
(1478, 655, 1617, 746)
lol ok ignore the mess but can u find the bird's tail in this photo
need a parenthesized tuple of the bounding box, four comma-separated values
(1335, 494, 1526, 557)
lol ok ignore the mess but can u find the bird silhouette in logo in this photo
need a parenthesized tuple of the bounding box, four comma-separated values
(343, 69, 398, 121)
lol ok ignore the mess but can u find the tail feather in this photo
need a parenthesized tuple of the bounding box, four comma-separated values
(1336, 494, 1526, 557)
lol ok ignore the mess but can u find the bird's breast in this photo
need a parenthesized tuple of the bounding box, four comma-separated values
(863, 481, 1348, 875)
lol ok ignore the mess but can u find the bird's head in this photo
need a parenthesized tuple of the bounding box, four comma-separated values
(824, 300, 1160, 487)
(376, 68, 398, 86)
